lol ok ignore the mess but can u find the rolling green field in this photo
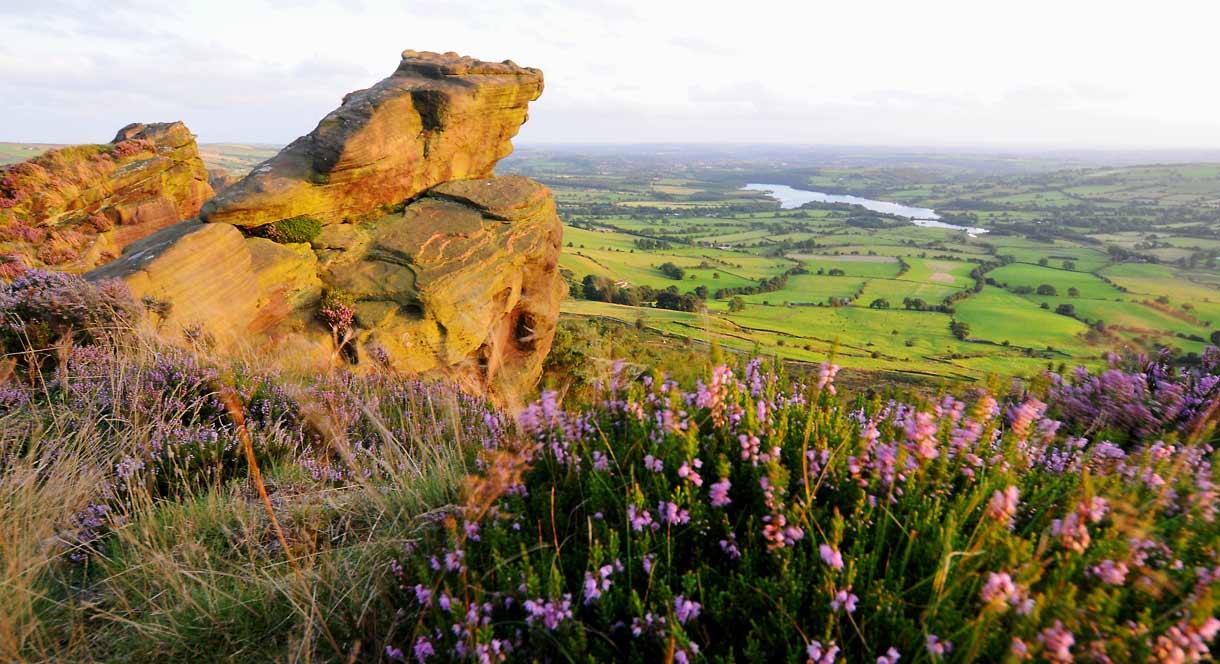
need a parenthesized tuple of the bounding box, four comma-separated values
(502, 147, 1220, 385)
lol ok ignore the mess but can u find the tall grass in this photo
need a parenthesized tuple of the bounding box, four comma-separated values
(0, 330, 503, 662)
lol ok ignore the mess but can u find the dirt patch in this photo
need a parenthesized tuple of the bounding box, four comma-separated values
(928, 272, 955, 283)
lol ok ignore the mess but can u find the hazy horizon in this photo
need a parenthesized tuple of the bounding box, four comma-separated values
(1, 0, 1216, 149)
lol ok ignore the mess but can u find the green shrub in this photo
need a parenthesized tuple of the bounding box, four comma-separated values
(262, 216, 322, 244)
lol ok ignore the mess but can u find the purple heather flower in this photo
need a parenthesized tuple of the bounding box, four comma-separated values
(830, 587, 858, 613)
(414, 584, 432, 605)
(385, 646, 405, 662)
(523, 595, 573, 630)
(412, 637, 434, 663)
(674, 595, 701, 624)
(876, 647, 901, 664)
(644, 454, 664, 473)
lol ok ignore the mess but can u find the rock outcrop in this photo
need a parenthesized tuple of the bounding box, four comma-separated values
(200, 50, 543, 228)
(207, 168, 242, 193)
(0, 122, 214, 271)
(87, 51, 562, 404)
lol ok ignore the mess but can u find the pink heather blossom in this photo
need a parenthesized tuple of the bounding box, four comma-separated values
(819, 544, 844, 570)
(980, 572, 1033, 614)
(876, 647, 901, 664)
(1090, 559, 1129, 585)
(925, 635, 952, 658)
(987, 485, 1020, 529)
(739, 433, 762, 465)
(907, 411, 940, 460)
(642, 553, 656, 574)
(806, 640, 840, 664)
(678, 461, 703, 486)
(1038, 620, 1074, 663)
(830, 587, 858, 613)
(1051, 512, 1091, 553)
(1152, 616, 1220, 662)
(628, 505, 654, 532)
(1010, 637, 1029, 659)
(817, 362, 840, 395)
(644, 454, 664, 472)
(658, 500, 691, 526)
(709, 478, 732, 507)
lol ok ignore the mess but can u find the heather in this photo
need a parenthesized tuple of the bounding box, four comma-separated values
(2, 314, 1220, 661)
(380, 359, 1220, 663)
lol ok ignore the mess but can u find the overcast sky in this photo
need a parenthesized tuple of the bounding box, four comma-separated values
(0, 0, 1214, 148)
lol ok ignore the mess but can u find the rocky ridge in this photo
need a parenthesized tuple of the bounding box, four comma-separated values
(88, 51, 562, 403)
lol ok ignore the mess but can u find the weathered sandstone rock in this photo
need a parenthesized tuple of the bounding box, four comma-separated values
(0, 122, 214, 271)
(88, 176, 561, 401)
(323, 176, 563, 400)
(207, 168, 242, 193)
(86, 51, 561, 403)
(200, 50, 543, 228)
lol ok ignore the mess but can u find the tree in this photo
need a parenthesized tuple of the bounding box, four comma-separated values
(1063, 260, 1076, 270)
(1038, 258, 1049, 267)
(658, 262, 685, 280)
(1036, 284, 1058, 296)
(1067, 287, 1080, 297)
(728, 296, 747, 313)
(1055, 303, 1076, 317)
(869, 298, 891, 309)
(950, 320, 971, 340)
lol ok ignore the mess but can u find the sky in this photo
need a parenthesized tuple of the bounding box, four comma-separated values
(0, 0, 1215, 148)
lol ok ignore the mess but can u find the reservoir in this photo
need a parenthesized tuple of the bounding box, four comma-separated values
(743, 183, 988, 235)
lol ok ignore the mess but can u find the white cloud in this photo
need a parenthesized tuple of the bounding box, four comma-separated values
(0, 0, 1214, 148)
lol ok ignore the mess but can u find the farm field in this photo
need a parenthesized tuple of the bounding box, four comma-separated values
(502, 146, 1220, 386)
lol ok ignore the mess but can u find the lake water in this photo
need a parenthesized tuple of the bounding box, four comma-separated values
(743, 183, 988, 235)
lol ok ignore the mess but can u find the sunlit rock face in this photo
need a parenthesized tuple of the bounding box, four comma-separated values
(88, 52, 562, 404)
(0, 121, 214, 272)
(199, 50, 544, 229)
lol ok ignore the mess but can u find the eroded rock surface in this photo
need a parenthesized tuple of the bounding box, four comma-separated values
(200, 50, 543, 228)
(0, 122, 214, 271)
(86, 52, 562, 403)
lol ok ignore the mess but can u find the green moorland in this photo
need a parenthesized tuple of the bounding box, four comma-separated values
(500, 146, 1220, 386)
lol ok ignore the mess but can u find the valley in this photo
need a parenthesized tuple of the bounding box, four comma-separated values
(500, 146, 1220, 385)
